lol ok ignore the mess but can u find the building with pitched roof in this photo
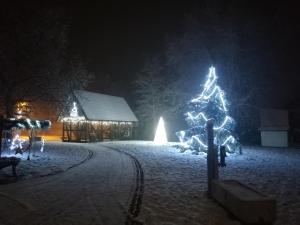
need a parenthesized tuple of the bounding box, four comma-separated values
(61, 90, 138, 142)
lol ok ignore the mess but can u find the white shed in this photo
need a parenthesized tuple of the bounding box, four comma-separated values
(260, 109, 289, 147)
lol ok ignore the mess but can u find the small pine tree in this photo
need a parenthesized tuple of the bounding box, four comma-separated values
(177, 66, 237, 153)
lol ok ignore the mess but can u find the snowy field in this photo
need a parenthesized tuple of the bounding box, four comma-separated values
(0, 142, 91, 182)
(103, 141, 300, 225)
(0, 141, 299, 225)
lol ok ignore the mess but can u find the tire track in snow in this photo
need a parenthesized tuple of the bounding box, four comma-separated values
(13, 149, 94, 189)
(102, 145, 144, 225)
(0, 149, 94, 221)
(40, 149, 95, 177)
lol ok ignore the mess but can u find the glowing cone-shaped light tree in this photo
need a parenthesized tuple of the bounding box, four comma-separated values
(177, 66, 237, 153)
(154, 117, 168, 144)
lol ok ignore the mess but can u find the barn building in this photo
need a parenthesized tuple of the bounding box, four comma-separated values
(61, 90, 138, 142)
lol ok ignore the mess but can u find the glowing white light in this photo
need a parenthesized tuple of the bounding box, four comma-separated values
(40, 137, 45, 152)
(70, 102, 78, 117)
(219, 90, 227, 111)
(177, 66, 237, 153)
(62, 102, 85, 122)
(221, 135, 235, 146)
(62, 116, 85, 122)
(154, 117, 168, 144)
(192, 136, 207, 148)
(213, 116, 232, 130)
(187, 112, 231, 130)
(10, 134, 24, 151)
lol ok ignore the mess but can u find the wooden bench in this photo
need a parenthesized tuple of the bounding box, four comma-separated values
(0, 157, 21, 177)
(212, 180, 276, 225)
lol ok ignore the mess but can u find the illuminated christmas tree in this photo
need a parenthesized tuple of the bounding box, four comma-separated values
(154, 117, 168, 144)
(177, 66, 237, 153)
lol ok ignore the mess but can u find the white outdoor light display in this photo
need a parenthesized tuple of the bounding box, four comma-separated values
(70, 102, 78, 117)
(62, 101, 85, 122)
(10, 134, 24, 151)
(177, 66, 237, 153)
(154, 117, 168, 144)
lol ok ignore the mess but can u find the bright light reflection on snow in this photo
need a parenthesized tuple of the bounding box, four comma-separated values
(154, 117, 168, 144)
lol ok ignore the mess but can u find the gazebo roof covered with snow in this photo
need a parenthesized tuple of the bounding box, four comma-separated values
(74, 90, 138, 122)
(62, 90, 138, 142)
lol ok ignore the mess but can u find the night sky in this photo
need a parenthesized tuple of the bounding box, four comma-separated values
(68, 2, 191, 97)
(3, 1, 300, 107)
(66, 1, 299, 107)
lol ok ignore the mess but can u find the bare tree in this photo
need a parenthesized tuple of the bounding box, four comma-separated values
(0, 4, 93, 118)
(164, 2, 263, 142)
(133, 56, 187, 139)
(134, 2, 263, 141)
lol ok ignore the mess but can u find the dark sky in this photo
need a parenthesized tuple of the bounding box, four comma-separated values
(63, 1, 299, 107)
(68, 2, 193, 97)
(3, 1, 299, 107)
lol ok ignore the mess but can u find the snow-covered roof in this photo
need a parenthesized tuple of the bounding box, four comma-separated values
(74, 90, 138, 122)
(260, 108, 289, 131)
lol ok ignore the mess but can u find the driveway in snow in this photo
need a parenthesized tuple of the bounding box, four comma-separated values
(0, 144, 139, 225)
(1, 141, 299, 225)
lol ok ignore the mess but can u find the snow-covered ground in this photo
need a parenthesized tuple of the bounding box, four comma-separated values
(0, 142, 91, 182)
(103, 141, 300, 225)
(0, 141, 299, 225)
(0, 142, 134, 225)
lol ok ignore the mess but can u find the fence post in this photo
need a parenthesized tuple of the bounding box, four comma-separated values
(207, 119, 218, 196)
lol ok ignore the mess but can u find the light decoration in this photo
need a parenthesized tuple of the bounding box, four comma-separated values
(0, 118, 51, 158)
(10, 134, 24, 151)
(14, 102, 31, 119)
(154, 117, 168, 144)
(40, 137, 45, 152)
(62, 102, 85, 122)
(177, 66, 237, 153)
(70, 102, 78, 117)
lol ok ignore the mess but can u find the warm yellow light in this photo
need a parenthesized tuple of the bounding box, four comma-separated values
(15, 101, 31, 118)
(154, 117, 168, 144)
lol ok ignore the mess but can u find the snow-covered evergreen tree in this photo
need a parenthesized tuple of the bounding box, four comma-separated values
(177, 66, 237, 153)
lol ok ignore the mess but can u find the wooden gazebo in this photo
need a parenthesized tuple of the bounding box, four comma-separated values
(62, 90, 138, 142)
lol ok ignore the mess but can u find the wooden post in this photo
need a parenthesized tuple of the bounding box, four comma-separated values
(27, 129, 33, 160)
(219, 145, 227, 167)
(207, 119, 218, 196)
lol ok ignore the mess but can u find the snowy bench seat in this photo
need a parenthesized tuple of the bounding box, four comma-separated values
(212, 180, 276, 225)
(0, 157, 20, 177)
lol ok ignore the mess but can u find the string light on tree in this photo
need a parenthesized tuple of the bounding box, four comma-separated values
(10, 134, 24, 151)
(177, 66, 237, 153)
(154, 117, 168, 144)
(62, 102, 85, 122)
(70, 102, 79, 117)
